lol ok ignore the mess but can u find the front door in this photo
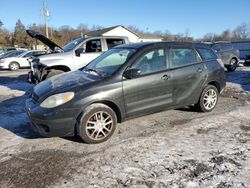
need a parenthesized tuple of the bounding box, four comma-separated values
(74, 39, 103, 70)
(122, 48, 173, 118)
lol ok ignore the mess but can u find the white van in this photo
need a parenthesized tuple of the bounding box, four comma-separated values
(26, 30, 129, 83)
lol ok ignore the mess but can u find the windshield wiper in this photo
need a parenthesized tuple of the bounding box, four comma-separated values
(84, 68, 102, 76)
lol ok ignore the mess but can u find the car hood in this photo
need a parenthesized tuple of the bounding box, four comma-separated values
(26, 29, 63, 51)
(33, 70, 102, 102)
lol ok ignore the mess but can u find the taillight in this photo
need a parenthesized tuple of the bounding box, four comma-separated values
(217, 59, 225, 69)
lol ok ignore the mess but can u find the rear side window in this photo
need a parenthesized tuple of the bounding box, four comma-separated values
(197, 48, 217, 61)
(169, 48, 197, 68)
(106, 39, 125, 49)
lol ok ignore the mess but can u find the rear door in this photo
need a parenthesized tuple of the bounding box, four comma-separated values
(122, 47, 173, 117)
(169, 47, 207, 106)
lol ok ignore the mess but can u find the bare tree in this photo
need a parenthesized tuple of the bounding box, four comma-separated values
(232, 23, 250, 40)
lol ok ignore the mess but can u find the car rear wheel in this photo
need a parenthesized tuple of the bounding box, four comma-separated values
(226, 58, 237, 72)
(197, 85, 218, 112)
(45, 69, 64, 79)
(9, 62, 20, 71)
(77, 103, 117, 144)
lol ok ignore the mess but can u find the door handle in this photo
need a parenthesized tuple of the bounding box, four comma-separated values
(197, 68, 203, 73)
(161, 74, 170, 80)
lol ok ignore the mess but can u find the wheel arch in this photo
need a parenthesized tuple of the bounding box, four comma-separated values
(207, 81, 221, 93)
(91, 100, 122, 123)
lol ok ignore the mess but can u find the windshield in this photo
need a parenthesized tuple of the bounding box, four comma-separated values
(83, 48, 135, 77)
(63, 38, 85, 52)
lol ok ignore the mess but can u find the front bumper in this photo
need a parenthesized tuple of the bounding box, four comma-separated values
(25, 98, 79, 137)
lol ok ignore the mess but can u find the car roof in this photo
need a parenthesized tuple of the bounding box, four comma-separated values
(115, 41, 211, 49)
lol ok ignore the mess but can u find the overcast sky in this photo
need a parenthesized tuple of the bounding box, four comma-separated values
(0, 0, 249, 38)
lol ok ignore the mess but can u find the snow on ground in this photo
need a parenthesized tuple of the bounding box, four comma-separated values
(0, 67, 250, 187)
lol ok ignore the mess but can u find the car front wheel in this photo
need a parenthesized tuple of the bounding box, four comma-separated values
(197, 85, 218, 112)
(77, 103, 117, 144)
(9, 62, 20, 71)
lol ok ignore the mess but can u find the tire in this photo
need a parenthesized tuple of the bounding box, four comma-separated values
(196, 85, 218, 112)
(9, 62, 20, 71)
(77, 103, 117, 144)
(226, 58, 237, 72)
(45, 69, 64, 79)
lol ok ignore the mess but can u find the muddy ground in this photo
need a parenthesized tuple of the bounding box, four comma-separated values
(0, 67, 250, 188)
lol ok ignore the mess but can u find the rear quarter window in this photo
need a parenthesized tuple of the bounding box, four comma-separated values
(197, 48, 217, 61)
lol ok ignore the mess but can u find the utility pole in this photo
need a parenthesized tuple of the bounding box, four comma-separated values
(43, 1, 49, 38)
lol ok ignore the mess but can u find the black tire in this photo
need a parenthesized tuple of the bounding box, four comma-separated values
(226, 58, 237, 72)
(45, 69, 64, 79)
(196, 85, 218, 112)
(9, 62, 20, 71)
(77, 103, 117, 144)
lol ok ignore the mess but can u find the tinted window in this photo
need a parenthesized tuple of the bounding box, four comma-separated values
(106, 39, 125, 49)
(129, 49, 166, 75)
(85, 39, 102, 52)
(197, 48, 217, 61)
(170, 48, 197, 68)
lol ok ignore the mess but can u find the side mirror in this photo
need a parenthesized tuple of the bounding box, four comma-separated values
(75, 47, 84, 57)
(123, 68, 141, 79)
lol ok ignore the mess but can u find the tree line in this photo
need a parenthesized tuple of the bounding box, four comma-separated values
(0, 19, 250, 49)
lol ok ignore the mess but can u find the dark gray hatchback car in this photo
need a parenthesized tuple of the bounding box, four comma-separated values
(26, 42, 226, 143)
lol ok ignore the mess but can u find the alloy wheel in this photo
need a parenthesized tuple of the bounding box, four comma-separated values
(85, 111, 114, 141)
(203, 89, 217, 111)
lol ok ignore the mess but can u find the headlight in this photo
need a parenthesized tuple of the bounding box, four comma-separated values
(40, 92, 74, 108)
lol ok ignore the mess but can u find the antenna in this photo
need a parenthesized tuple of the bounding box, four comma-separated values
(43, 1, 49, 38)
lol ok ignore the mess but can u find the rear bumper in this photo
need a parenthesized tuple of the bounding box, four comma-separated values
(25, 98, 79, 137)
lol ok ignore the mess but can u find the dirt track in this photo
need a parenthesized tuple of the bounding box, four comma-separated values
(0, 67, 250, 187)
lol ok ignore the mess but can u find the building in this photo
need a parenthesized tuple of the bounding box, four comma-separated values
(85, 25, 163, 43)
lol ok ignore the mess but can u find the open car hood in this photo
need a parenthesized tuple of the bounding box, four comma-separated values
(26, 29, 63, 51)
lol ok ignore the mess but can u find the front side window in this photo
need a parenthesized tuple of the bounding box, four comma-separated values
(197, 48, 217, 61)
(85, 39, 102, 52)
(169, 48, 197, 68)
(129, 48, 166, 75)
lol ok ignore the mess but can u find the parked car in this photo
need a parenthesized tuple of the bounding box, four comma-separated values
(231, 40, 250, 65)
(26, 29, 130, 83)
(26, 42, 226, 144)
(0, 47, 27, 55)
(0, 50, 47, 71)
(209, 42, 240, 71)
(0, 50, 26, 60)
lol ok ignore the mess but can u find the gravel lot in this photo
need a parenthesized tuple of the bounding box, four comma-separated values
(0, 67, 250, 188)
